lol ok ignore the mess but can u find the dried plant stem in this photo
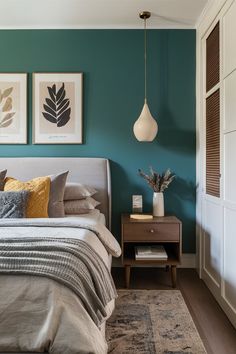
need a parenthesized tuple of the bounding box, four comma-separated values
(139, 167, 175, 193)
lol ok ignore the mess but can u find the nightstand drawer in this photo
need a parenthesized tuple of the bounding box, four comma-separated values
(123, 223, 179, 241)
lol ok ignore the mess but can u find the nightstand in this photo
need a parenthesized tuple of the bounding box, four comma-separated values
(121, 214, 182, 288)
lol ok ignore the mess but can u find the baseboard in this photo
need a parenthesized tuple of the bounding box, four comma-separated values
(180, 254, 196, 268)
(112, 253, 196, 268)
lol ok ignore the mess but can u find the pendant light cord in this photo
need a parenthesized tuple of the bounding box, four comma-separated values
(144, 16, 147, 103)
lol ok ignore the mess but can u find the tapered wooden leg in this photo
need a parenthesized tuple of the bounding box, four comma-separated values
(125, 265, 131, 288)
(171, 265, 177, 288)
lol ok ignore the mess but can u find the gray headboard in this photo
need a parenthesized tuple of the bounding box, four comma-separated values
(0, 157, 111, 229)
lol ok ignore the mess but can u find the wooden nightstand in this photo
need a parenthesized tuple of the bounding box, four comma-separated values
(121, 214, 182, 288)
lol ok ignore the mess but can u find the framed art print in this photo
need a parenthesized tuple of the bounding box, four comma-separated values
(0, 73, 27, 144)
(33, 73, 83, 144)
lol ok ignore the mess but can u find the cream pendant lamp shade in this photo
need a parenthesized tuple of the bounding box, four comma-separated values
(133, 99, 158, 141)
(133, 11, 158, 142)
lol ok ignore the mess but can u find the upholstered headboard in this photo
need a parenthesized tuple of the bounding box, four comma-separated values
(0, 157, 111, 229)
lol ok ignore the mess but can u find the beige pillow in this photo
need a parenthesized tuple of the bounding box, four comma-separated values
(64, 197, 100, 215)
(4, 176, 50, 218)
(64, 183, 97, 201)
(48, 171, 69, 217)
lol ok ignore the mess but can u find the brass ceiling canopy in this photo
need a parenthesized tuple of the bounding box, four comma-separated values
(139, 11, 151, 20)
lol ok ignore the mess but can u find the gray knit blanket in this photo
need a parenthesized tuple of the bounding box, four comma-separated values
(0, 217, 122, 257)
(0, 237, 117, 326)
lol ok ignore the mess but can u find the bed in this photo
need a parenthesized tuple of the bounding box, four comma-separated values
(0, 157, 121, 354)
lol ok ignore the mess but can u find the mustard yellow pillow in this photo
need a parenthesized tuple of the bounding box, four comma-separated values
(4, 176, 50, 218)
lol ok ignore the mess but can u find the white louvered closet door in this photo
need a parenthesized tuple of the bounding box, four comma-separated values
(202, 19, 222, 306)
(200, 0, 236, 329)
(222, 0, 236, 327)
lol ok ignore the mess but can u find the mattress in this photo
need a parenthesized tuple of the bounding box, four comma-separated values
(0, 212, 120, 354)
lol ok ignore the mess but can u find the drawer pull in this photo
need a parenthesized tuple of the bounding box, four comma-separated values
(150, 229, 155, 233)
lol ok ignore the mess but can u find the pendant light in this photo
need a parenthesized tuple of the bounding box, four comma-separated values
(133, 11, 158, 142)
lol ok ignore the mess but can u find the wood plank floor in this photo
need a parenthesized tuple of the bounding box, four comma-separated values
(111, 268, 236, 354)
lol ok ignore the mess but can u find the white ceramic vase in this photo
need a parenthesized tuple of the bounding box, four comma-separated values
(153, 192, 164, 217)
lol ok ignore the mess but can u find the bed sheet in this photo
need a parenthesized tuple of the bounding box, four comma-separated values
(65, 209, 106, 226)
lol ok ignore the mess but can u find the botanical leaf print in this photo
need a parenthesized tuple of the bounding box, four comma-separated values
(0, 87, 15, 129)
(0, 112, 15, 128)
(2, 97, 12, 112)
(2, 87, 13, 99)
(42, 83, 71, 127)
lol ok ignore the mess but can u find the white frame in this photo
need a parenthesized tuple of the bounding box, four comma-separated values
(33, 73, 83, 144)
(0, 73, 27, 144)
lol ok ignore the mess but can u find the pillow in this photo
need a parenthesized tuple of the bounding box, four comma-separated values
(64, 183, 97, 201)
(48, 171, 69, 218)
(4, 176, 50, 218)
(0, 169, 7, 191)
(0, 191, 29, 218)
(64, 197, 100, 215)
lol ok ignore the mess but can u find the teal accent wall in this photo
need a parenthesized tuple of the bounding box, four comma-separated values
(0, 30, 196, 253)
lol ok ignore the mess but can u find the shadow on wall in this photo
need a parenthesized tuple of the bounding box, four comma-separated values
(166, 177, 196, 217)
(110, 160, 133, 242)
(166, 177, 196, 252)
(172, 177, 196, 203)
(110, 160, 156, 241)
(157, 108, 196, 155)
(156, 32, 195, 156)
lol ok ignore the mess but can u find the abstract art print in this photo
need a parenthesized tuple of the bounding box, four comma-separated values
(0, 73, 27, 144)
(33, 73, 83, 144)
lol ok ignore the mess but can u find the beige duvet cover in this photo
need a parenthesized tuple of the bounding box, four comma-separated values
(0, 215, 121, 354)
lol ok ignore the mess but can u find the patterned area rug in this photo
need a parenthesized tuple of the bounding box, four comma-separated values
(106, 290, 207, 354)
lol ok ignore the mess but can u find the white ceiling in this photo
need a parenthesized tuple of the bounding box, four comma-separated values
(0, 0, 209, 29)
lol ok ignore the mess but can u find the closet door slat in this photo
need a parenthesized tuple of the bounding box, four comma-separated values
(206, 22, 220, 92)
(206, 89, 220, 197)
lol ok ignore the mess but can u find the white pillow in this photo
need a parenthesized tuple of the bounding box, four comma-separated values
(64, 197, 100, 214)
(64, 183, 97, 201)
